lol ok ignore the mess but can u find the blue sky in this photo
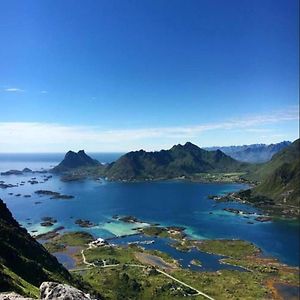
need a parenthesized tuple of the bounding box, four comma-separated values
(0, 0, 299, 152)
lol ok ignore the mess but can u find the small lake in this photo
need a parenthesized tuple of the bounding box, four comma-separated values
(111, 234, 246, 272)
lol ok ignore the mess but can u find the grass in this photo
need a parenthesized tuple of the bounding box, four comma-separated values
(43, 231, 299, 299)
(195, 239, 260, 258)
(84, 245, 139, 265)
(44, 231, 94, 254)
(141, 226, 169, 237)
(0, 263, 39, 298)
(173, 269, 269, 300)
(44, 231, 94, 253)
(81, 265, 179, 300)
(54, 231, 94, 246)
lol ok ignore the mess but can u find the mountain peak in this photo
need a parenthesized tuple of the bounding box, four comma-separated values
(183, 142, 199, 149)
(106, 142, 244, 180)
(52, 150, 99, 173)
(171, 142, 200, 152)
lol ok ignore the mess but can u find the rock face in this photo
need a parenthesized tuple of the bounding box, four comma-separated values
(0, 292, 34, 300)
(40, 282, 95, 300)
(52, 150, 99, 173)
(0, 282, 99, 300)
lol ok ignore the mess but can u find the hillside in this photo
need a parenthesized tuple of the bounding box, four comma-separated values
(238, 139, 300, 216)
(0, 199, 74, 297)
(105, 142, 248, 180)
(0, 200, 101, 298)
(205, 141, 291, 163)
(52, 150, 100, 173)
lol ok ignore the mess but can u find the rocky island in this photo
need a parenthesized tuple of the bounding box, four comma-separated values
(35, 190, 74, 200)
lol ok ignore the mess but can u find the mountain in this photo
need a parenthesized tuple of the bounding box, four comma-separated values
(105, 142, 248, 180)
(239, 139, 300, 215)
(52, 150, 100, 173)
(205, 141, 291, 163)
(0, 199, 72, 297)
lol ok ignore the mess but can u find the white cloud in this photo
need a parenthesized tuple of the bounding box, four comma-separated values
(3, 87, 24, 92)
(244, 128, 273, 133)
(0, 107, 298, 152)
(40, 90, 48, 94)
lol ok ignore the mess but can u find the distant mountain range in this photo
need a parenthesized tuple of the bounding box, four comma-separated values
(205, 141, 291, 163)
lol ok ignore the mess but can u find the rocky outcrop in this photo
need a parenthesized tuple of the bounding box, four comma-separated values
(0, 292, 34, 300)
(0, 282, 99, 300)
(40, 282, 96, 300)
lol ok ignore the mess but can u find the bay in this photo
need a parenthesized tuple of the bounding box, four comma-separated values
(0, 153, 299, 267)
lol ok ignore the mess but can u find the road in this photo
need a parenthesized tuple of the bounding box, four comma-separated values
(156, 269, 215, 299)
(75, 246, 215, 300)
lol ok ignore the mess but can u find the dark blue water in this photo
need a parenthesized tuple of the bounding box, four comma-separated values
(0, 154, 299, 267)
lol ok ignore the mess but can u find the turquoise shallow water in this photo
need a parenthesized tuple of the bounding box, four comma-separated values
(0, 154, 299, 267)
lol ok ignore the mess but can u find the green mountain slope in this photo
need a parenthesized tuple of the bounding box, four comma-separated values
(249, 139, 300, 182)
(105, 142, 249, 180)
(0, 199, 72, 297)
(239, 139, 300, 215)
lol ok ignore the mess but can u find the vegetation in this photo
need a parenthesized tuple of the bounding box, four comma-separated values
(195, 239, 260, 259)
(141, 226, 170, 237)
(42, 230, 299, 299)
(54, 231, 94, 246)
(52, 142, 251, 182)
(0, 200, 101, 298)
(104, 142, 250, 181)
(239, 139, 300, 216)
(0, 199, 72, 297)
(44, 231, 94, 253)
(52, 150, 100, 173)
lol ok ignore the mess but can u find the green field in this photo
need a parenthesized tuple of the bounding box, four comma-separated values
(43, 231, 300, 300)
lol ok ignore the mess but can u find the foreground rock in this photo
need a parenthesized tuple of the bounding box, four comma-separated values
(0, 282, 99, 300)
(0, 292, 34, 300)
(40, 282, 97, 300)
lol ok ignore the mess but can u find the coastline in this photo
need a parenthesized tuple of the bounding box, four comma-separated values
(40, 219, 299, 299)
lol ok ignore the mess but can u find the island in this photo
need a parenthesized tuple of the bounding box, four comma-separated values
(35, 190, 74, 200)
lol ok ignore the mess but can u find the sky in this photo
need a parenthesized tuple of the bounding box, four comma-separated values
(0, 0, 299, 152)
